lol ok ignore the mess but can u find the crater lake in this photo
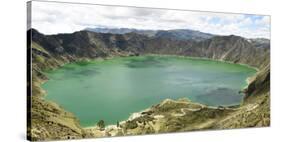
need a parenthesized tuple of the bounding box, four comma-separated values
(42, 55, 256, 127)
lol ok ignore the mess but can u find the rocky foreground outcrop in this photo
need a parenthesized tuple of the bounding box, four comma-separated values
(27, 29, 270, 141)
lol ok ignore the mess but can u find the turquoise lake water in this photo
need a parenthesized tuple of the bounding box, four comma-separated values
(42, 55, 256, 127)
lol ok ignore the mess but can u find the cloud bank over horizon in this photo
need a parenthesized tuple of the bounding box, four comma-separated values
(32, 1, 270, 39)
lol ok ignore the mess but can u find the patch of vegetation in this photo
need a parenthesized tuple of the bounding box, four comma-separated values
(35, 55, 45, 63)
(124, 120, 138, 129)
(97, 120, 105, 130)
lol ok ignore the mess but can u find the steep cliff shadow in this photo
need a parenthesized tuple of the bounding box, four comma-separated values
(61, 65, 77, 71)
(125, 56, 170, 68)
(76, 69, 100, 77)
(60, 61, 101, 77)
(76, 61, 93, 66)
(196, 87, 243, 106)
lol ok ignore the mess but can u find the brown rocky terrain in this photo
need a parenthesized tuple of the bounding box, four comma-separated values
(27, 28, 270, 141)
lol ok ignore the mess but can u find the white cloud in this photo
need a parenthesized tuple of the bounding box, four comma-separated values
(31, 1, 270, 38)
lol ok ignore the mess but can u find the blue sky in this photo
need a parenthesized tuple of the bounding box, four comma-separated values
(32, 1, 270, 39)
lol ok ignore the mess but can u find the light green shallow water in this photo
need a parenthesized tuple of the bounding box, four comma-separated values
(42, 55, 256, 127)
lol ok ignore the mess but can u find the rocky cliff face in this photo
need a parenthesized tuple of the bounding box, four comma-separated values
(31, 29, 269, 72)
(28, 28, 270, 140)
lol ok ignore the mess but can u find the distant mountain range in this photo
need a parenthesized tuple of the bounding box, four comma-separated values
(85, 28, 214, 41)
(85, 28, 157, 37)
(85, 27, 270, 44)
(248, 38, 270, 48)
